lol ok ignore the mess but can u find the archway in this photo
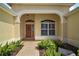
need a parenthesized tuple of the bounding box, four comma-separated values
(20, 14, 63, 40)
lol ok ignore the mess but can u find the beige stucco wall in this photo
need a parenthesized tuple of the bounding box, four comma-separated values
(21, 14, 61, 40)
(0, 8, 15, 43)
(67, 10, 79, 47)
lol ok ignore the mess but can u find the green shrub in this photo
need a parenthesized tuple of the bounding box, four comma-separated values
(0, 42, 12, 56)
(8, 40, 22, 50)
(38, 39, 56, 49)
(38, 39, 61, 56)
(44, 46, 61, 56)
(15, 40, 22, 47)
(0, 40, 22, 56)
(8, 42, 17, 52)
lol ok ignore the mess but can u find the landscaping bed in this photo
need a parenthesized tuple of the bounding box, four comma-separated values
(37, 39, 79, 56)
(37, 39, 61, 56)
(0, 40, 23, 56)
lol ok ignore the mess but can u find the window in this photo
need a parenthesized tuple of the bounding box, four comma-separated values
(41, 20, 55, 36)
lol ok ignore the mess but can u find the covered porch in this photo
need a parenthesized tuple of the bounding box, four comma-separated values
(20, 14, 63, 41)
(13, 4, 68, 41)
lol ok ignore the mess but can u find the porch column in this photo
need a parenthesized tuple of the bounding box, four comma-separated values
(61, 16, 68, 42)
(14, 16, 21, 40)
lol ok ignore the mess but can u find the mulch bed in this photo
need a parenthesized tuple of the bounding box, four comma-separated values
(58, 43, 78, 55)
(11, 45, 23, 56)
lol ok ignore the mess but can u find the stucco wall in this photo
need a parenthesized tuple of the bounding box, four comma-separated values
(14, 23, 20, 40)
(20, 14, 61, 40)
(0, 8, 15, 43)
(67, 10, 79, 47)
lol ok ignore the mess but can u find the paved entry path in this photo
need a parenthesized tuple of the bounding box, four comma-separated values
(16, 41, 40, 56)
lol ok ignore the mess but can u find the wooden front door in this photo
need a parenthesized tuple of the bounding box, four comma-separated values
(26, 24, 34, 40)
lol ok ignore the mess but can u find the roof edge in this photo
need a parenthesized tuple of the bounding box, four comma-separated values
(0, 3, 16, 16)
(65, 6, 79, 17)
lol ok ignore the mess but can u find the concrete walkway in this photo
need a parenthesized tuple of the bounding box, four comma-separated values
(16, 41, 40, 56)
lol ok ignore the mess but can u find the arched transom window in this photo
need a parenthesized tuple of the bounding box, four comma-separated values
(41, 20, 55, 36)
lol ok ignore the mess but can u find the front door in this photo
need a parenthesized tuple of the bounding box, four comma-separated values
(26, 24, 34, 40)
